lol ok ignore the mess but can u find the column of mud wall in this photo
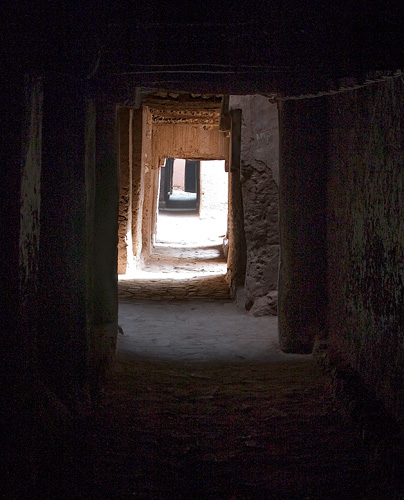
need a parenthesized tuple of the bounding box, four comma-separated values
(118, 107, 145, 274)
(33, 80, 96, 498)
(278, 98, 328, 353)
(16, 76, 43, 375)
(227, 109, 247, 298)
(118, 108, 132, 274)
(327, 78, 404, 422)
(2, 76, 119, 499)
(141, 106, 154, 259)
(151, 167, 160, 246)
(91, 100, 119, 386)
(131, 108, 144, 265)
(38, 79, 90, 399)
(1, 76, 45, 499)
(229, 96, 279, 315)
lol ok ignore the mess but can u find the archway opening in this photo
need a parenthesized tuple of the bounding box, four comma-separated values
(133, 158, 229, 282)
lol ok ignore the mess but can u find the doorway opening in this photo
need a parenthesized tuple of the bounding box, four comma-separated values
(156, 158, 228, 251)
(137, 157, 230, 284)
(159, 158, 200, 212)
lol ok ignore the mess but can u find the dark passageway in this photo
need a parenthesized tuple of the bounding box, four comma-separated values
(92, 301, 393, 499)
(114, 204, 382, 498)
(3, 4, 404, 500)
(105, 225, 389, 498)
(92, 356, 383, 499)
(100, 211, 395, 498)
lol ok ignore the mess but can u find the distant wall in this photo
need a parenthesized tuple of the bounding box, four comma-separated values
(327, 78, 404, 422)
(172, 159, 186, 190)
(200, 160, 228, 220)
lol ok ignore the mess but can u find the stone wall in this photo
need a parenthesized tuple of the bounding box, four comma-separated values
(229, 96, 279, 315)
(327, 78, 404, 423)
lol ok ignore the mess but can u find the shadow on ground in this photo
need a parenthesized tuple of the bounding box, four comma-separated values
(88, 354, 393, 500)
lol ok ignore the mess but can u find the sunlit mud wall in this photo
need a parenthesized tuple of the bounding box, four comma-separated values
(199, 160, 228, 240)
(118, 107, 144, 273)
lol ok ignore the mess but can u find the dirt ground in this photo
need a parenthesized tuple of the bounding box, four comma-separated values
(89, 354, 395, 500)
(85, 213, 397, 499)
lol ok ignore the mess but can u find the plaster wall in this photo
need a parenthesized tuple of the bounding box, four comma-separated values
(327, 78, 404, 422)
(229, 96, 279, 315)
(172, 159, 186, 190)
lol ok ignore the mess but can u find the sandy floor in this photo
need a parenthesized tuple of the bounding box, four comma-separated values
(118, 300, 289, 363)
(92, 354, 392, 499)
(95, 214, 397, 499)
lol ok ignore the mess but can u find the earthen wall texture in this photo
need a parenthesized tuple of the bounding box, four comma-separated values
(278, 98, 328, 352)
(327, 78, 404, 422)
(131, 109, 144, 265)
(91, 101, 120, 387)
(230, 96, 279, 315)
(141, 107, 155, 258)
(118, 108, 130, 274)
(19, 77, 42, 313)
(152, 124, 229, 166)
(227, 163, 247, 298)
(38, 81, 90, 394)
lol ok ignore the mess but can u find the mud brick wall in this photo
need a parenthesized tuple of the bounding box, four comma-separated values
(327, 78, 404, 422)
